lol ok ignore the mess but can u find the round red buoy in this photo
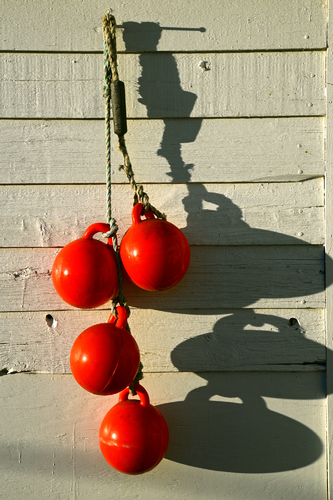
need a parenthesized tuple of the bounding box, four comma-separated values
(52, 223, 119, 309)
(70, 306, 140, 395)
(99, 384, 169, 474)
(120, 203, 190, 291)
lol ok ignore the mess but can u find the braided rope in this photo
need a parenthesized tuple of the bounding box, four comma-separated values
(102, 21, 127, 318)
(102, 12, 119, 82)
(117, 136, 167, 219)
(102, 11, 166, 221)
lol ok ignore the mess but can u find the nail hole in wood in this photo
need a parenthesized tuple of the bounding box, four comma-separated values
(287, 318, 299, 327)
(46, 314, 56, 327)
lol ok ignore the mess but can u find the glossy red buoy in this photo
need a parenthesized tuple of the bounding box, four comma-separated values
(120, 203, 190, 291)
(52, 223, 119, 309)
(70, 306, 140, 395)
(99, 384, 169, 474)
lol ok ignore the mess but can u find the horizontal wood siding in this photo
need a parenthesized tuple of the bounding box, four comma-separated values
(0, 0, 327, 52)
(0, 44, 327, 373)
(0, 246, 325, 312)
(0, 1, 327, 380)
(0, 118, 324, 185)
(1, 180, 324, 247)
(0, 309, 325, 374)
(0, 52, 325, 118)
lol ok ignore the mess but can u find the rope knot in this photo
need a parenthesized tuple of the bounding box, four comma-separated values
(102, 219, 118, 239)
(102, 226, 118, 239)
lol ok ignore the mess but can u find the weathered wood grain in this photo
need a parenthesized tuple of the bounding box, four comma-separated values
(0, 0, 326, 52)
(0, 118, 324, 184)
(110, 181, 324, 245)
(123, 245, 325, 310)
(0, 246, 325, 312)
(0, 52, 325, 118)
(1, 180, 324, 247)
(0, 372, 327, 499)
(0, 309, 325, 374)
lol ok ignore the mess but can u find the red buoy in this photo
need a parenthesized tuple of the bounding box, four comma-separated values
(99, 384, 169, 474)
(70, 306, 140, 395)
(120, 203, 190, 291)
(52, 223, 119, 309)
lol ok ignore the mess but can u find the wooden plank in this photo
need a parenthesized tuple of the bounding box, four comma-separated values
(0, 309, 325, 374)
(0, 0, 327, 52)
(0, 372, 327, 499)
(110, 181, 324, 245)
(0, 52, 325, 118)
(1, 180, 324, 247)
(0, 118, 324, 185)
(123, 245, 325, 310)
(0, 246, 325, 312)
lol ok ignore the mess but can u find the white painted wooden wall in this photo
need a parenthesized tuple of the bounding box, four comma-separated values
(0, 1, 331, 498)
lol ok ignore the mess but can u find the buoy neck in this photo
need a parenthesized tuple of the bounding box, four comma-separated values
(107, 305, 128, 329)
